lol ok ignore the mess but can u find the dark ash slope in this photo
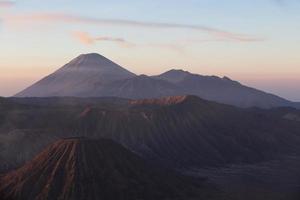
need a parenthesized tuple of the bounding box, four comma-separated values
(0, 138, 220, 200)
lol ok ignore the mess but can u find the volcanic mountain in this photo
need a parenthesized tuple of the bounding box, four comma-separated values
(15, 53, 135, 97)
(15, 53, 299, 108)
(155, 69, 295, 108)
(100, 75, 181, 99)
(0, 138, 220, 200)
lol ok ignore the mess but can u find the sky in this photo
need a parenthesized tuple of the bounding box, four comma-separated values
(0, 0, 300, 101)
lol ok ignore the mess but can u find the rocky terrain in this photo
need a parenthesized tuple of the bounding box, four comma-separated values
(1, 96, 300, 199)
(1, 95, 300, 170)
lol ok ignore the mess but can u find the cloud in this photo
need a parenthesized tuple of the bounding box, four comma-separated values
(72, 31, 134, 47)
(0, 1, 15, 8)
(211, 31, 265, 42)
(4, 12, 263, 42)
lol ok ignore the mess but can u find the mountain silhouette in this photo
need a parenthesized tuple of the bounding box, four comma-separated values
(155, 69, 293, 108)
(15, 53, 299, 108)
(15, 53, 135, 97)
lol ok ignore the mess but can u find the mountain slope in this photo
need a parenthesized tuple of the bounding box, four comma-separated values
(0, 138, 220, 200)
(100, 75, 183, 99)
(154, 69, 192, 83)
(1, 96, 300, 172)
(155, 69, 293, 108)
(15, 53, 135, 97)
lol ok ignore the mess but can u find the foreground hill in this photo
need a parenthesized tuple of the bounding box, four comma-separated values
(1, 95, 300, 172)
(15, 53, 299, 108)
(0, 138, 221, 200)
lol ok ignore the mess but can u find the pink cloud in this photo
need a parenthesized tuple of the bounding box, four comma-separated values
(211, 32, 265, 42)
(72, 31, 135, 47)
(5, 12, 264, 42)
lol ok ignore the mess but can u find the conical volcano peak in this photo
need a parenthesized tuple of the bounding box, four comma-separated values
(79, 52, 105, 58)
(65, 53, 124, 70)
(15, 53, 136, 97)
(74, 53, 110, 63)
(0, 138, 210, 200)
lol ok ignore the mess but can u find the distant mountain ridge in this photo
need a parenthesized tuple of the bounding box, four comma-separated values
(15, 53, 299, 108)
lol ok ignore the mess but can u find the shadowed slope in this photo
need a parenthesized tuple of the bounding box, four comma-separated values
(1, 95, 300, 172)
(72, 95, 300, 168)
(0, 138, 221, 200)
(156, 69, 292, 108)
(100, 75, 181, 99)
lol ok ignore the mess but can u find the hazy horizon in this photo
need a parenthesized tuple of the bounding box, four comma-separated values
(1, 0, 300, 100)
